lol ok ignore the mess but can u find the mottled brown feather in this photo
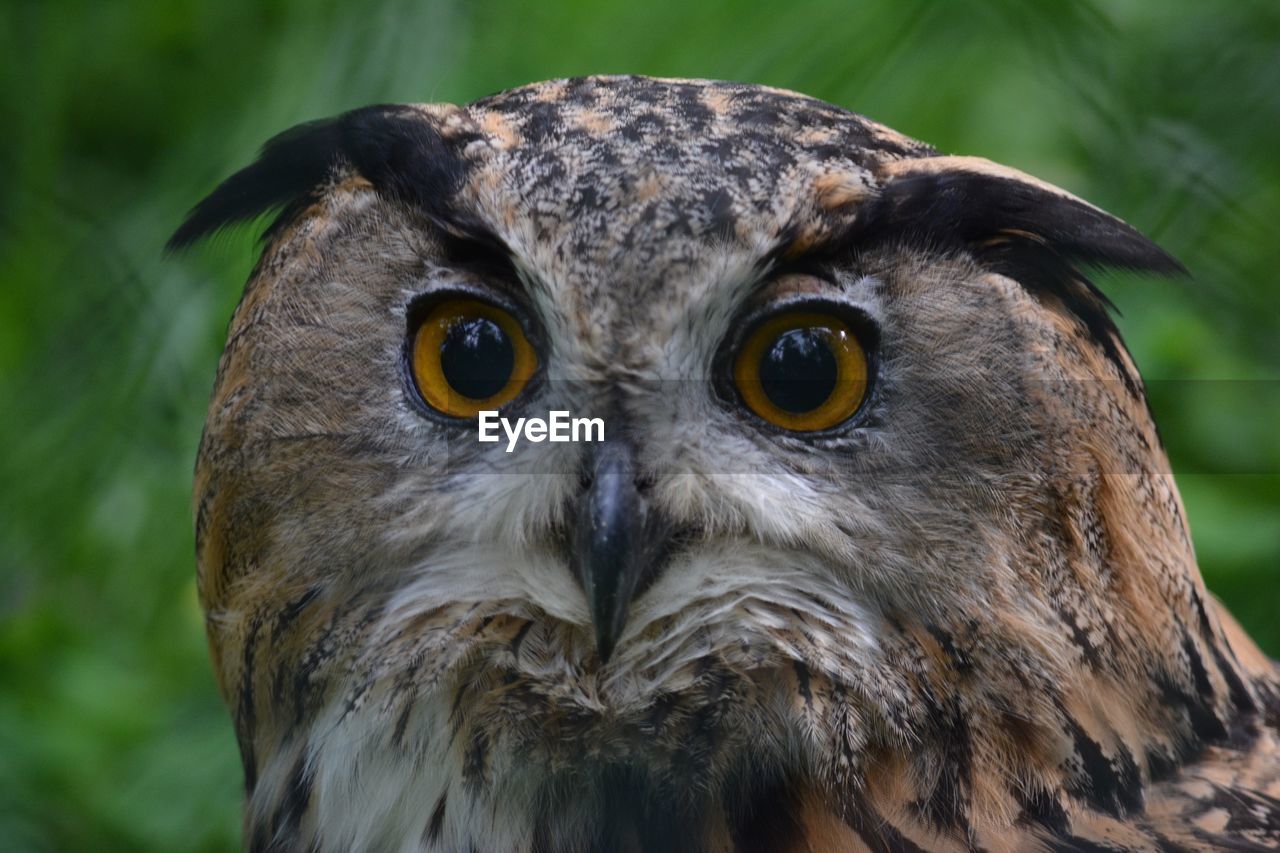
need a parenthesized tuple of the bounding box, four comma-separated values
(178, 76, 1279, 851)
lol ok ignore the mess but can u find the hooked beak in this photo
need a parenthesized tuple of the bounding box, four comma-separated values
(571, 441, 671, 662)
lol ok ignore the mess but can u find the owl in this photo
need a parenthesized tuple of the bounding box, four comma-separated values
(171, 77, 1280, 851)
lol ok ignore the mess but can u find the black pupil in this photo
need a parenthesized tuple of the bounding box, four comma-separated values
(439, 317, 514, 400)
(758, 327, 838, 414)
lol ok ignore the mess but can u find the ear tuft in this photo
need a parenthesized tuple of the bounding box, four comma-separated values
(167, 117, 342, 251)
(865, 156, 1186, 395)
(166, 105, 475, 253)
(871, 156, 1185, 276)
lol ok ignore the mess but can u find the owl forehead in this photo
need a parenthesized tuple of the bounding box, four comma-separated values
(441, 77, 932, 296)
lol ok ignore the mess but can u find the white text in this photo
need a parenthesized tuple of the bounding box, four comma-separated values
(477, 410, 605, 452)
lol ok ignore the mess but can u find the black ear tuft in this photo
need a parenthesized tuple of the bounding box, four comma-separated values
(869, 159, 1186, 276)
(864, 157, 1187, 395)
(166, 105, 477, 252)
(166, 117, 344, 251)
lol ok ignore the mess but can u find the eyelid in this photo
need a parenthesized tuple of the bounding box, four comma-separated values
(749, 271, 837, 305)
(720, 289, 872, 365)
(405, 280, 545, 354)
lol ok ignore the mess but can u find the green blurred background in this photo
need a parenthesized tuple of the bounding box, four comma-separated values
(2, 0, 1277, 848)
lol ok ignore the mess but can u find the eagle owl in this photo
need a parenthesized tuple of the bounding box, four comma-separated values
(172, 77, 1280, 851)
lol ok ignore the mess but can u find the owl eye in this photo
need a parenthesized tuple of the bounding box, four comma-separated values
(410, 298, 538, 418)
(732, 310, 869, 432)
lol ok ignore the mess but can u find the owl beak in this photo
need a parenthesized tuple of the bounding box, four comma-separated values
(572, 440, 669, 663)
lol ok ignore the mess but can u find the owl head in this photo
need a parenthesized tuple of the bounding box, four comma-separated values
(174, 77, 1275, 851)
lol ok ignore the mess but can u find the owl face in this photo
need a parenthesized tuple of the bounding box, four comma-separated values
(177, 78, 1270, 850)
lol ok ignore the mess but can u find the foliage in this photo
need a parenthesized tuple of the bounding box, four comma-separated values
(1, 0, 1276, 848)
